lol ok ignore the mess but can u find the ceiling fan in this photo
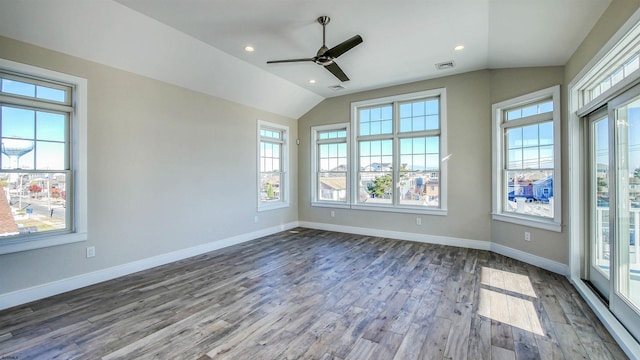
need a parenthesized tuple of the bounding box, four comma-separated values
(267, 16, 363, 82)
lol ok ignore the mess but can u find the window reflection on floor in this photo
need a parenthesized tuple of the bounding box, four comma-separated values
(478, 267, 544, 336)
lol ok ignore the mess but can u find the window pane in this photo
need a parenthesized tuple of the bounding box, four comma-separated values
(412, 116, 425, 132)
(522, 125, 538, 146)
(426, 137, 439, 153)
(36, 111, 66, 142)
(412, 102, 425, 116)
(2, 106, 35, 139)
(400, 103, 411, 118)
(523, 147, 539, 168)
(36, 85, 66, 103)
(507, 128, 522, 149)
(507, 109, 521, 121)
(539, 122, 553, 146)
(400, 138, 412, 155)
(425, 115, 439, 130)
(413, 137, 425, 153)
(624, 55, 639, 76)
(360, 172, 392, 204)
(370, 121, 381, 135)
(505, 170, 554, 218)
(337, 143, 347, 158)
(318, 172, 347, 202)
(507, 149, 523, 169)
(538, 101, 553, 113)
(360, 122, 370, 136)
(0, 171, 68, 236)
(260, 172, 281, 202)
(539, 145, 554, 168)
(400, 118, 412, 132)
(399, 171, 439, 207)
(1, 79, 35, 97)
(611, 68, 624, 86)
(400, 100, 439, 133)
(360, 140, 392, 171)
(425, 154, 439, 170)
(381, 120, 392, 134)
(371, 107, 381, 120)
(360, 141, 370, 156)
(522, 105, 537, 117)
(36, 141, 66, 170)
(425, 99, 438, 114)
(1, 139, 35, 169)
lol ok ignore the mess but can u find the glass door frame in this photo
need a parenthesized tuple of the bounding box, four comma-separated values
(588, 109, 611, 300)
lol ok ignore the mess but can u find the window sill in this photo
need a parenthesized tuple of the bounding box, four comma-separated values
(492, 213, 562, 232)
(311, 202, 351, 209)
(0, 231, 88, 255)
(351, 204, 447, 216)
(258, 202, 290, 212)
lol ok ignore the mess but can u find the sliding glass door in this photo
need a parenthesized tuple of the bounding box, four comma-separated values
(610, 90, 640, 338)
(588, 85, 640, 340)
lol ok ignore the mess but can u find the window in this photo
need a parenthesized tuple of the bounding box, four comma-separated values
(492, 85, 561, 231)
(351, 88, 447, 214)
(311, 124, 349, 206)
(257, 121, 289, 211)
(0, 59, 87, 254)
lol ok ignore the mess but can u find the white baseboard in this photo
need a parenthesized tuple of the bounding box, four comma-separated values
(299, 221, 491, 250)
(0, 222, 299, 311)
(490, 242, 569, 276)
(299, 221, 569, 276)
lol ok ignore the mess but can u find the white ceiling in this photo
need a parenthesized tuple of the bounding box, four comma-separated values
(115, 0, 610, 97)
(0, 1, 611, 118)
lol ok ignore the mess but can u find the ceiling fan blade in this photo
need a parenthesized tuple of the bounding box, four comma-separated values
(267, 58, 315, 64)
(325, 35, 363, 59)
(324, 62, 349, 82)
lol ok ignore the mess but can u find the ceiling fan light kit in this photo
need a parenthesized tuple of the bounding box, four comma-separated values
(267, 16, 363, 82)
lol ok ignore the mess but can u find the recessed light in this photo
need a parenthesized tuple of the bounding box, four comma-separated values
(244, 45, 255, 52)
(454, 45, 465, 51)
(308, 79, 316, 84)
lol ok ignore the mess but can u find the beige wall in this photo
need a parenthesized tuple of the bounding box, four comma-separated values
(0, 36, 298, 294)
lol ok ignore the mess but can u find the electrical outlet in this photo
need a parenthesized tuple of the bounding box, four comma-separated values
(524, 232, 531, 241)
(330, 211, 335, 217)
(416, 217, 422, 225)
(254, 215, 259, 223)
(86, 246, 95, 258)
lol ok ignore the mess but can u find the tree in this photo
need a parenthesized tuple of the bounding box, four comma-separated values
(265, 182, 275, 199)
(367, 173, 392, 198)
(28, 184, 42, 198)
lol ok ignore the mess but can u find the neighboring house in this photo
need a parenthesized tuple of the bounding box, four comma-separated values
(533, 176, 553, 203)
(319, 177, 346, 201)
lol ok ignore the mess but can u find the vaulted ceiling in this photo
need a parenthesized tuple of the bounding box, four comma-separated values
(0, 0, 611, 118)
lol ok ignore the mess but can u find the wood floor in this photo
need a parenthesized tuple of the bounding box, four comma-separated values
(0, 228, 628, 359)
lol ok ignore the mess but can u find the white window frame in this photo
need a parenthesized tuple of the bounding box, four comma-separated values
(257, 120, 289, 211)
(492, 85, 561, 231)
(350, 88, 447, 215)
(311, 123, 350, 208)
(0, 58, 88, 254)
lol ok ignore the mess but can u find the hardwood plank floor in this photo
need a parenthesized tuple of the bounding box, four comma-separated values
(0, 228, 628, 359)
